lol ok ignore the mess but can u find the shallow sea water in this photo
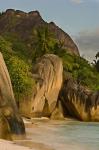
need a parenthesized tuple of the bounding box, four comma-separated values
(17, 119, 99, 150)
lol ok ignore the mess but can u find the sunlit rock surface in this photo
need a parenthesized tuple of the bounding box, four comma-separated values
(20, 54, 63, 118)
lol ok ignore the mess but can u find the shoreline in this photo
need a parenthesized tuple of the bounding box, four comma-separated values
(1, 118, 98, 150)
(0, 118, 56, 150)
(0, 118, 74, 150)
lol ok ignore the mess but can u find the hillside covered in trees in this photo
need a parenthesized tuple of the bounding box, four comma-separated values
(0, 9, 99, 104)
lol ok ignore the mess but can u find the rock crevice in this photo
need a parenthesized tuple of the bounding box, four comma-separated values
(19, 54, 63, 118)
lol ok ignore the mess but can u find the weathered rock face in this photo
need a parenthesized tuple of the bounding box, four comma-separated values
(0, 52, 25, 140)
(50, 101, 64, 120)
(20, 54, 63, 118)
(60, 79, 99, 121)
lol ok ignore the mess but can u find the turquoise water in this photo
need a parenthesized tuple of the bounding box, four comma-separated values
(26, 120, 99, 150)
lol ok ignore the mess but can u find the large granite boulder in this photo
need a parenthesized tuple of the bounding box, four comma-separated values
(20, 54, 63, 118)
(0, 52, 25, 140)
(60, 79, 99, 121)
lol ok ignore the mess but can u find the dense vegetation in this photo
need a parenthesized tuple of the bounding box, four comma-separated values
(0, 36, 35, 102)
(31, 27, 99, 91)
(0, 25, 99, 103)
(62, 53, 99, 90)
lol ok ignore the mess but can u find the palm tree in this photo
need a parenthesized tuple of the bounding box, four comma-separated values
(93, 52, 99, 72)
(95, 52, 99, 59)
(34, 26, 54, 58)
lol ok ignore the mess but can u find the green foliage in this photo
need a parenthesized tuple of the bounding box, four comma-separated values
(2, 33, 31, 60)
(0, 36, 12, 53)
(62, 53, 99, 91)
(0, 36, 14, 63)
(0, 36, 35, 102)
(32, 26, 56, 59)
(33, 27, 99, 91)
(7, 56, 35, 100)
(0, 25, 99, 95)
